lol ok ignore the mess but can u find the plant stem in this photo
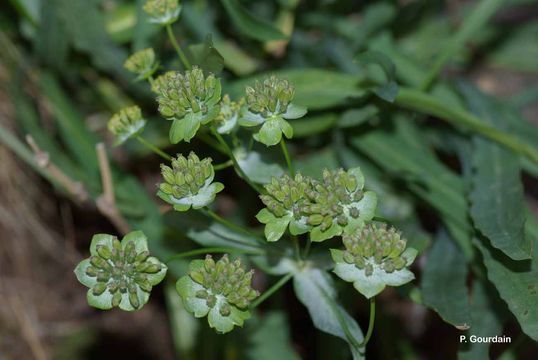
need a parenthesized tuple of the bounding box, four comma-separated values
(136, 136, 172, 161)
(165, 24, 191, 70)
(166, 247, 265, 263)
(395, 87, 538, 165)
(280, 138, 294, 175)
(419, 0, 503, 90)
(197, 131, 228, 155)
(213, 160, 233, 171)
(210, 127, 264, 194)
(359, 297, 376, 348)
(250, 273, 294, 309)
(201, 207, 262, 240)
(302, 238, 311, 258)
(291, 235, 301, 261)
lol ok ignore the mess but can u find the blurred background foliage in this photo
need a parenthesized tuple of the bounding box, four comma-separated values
(1, 0, 538, 359)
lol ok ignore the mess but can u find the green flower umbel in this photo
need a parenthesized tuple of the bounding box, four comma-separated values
(108, 106, 146, 145)
(158, 152, 224, 211)
(74, 231, 167, 311)
(124, 48, 159, 81)
(256, 173, 313, 242)
(305, 168, 377, 242)
(143, 0, 181, 26)
(176, 255, 259, 333)
(331, 224, 417, 298)
(157, 67, 221, 143)
(239, 76, 307, 146)
(215, 95, 244, 134)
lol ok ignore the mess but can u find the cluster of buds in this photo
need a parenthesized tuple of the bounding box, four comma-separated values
(74, 232, 167, 311)
(260, 173, 311, 218)
(342, 224, 407, 276)
(158, 152, 224, 211)
(189, 255, 259, 315)
(124, 48, 158, 81)
(257, 167, 377, 242)
(245, 76, 294, 118)
(156, 67, 221, 143)
(151, 71, 175, 94)
(143, 0, 181, 26)
(107, 105, 146, 145)
(239, 76, 306, 146)
(215, 95, 244, 134)
(305, 169, 364, 230)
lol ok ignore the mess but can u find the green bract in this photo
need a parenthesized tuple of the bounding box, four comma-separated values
(143, 0, 181, 26)
(176, 255, 258, 333)
(124, 48, 159, 81)
(215, 95, 243, 134)
(156, 67, 221, 143)
(331, 224, 417, 299)
(256, 167, 377, 242)
(157, 152, 224, 211)
(107, 106, 146, 145)
(239, 76, 307, 146)
(74, 231, 167, 311)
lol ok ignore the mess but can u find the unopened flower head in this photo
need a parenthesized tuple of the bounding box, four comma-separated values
(158, 152, 224, 211)
(342, 224, 408, 276)
(215, 95, 244, 134)
(108, 105, 146, 145)
(124, 48, 158, 81)
(143, 0, 181, 25)
(74, 231, 167, 311)
(176, 255, 258, 333)
(190, 255, 259, 311)
(151, 71, 175, 94)
(245, 76, 294, 117)
(157, 67, 221, 143)
(239, 76, 306, 146)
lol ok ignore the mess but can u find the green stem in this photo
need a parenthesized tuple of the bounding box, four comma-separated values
(291, 235, 301, 261)
(302, 238, 311, 258)
(280, 138, 294, 175)
(359, 297, 376, 348)
(419, 0, 504, 90)
(210, 127, 264, 194)
(147, 75, 155, 89)
(201, 207, 262, 241)
(395, 87, 538, 165)
(165, 24, 191, 70)
(136, 136, 172, 161)
(197, 131, 228, 155)
(166, 247, 264, 263)
(250, 273, 294, 309)
(213, 160, 233, 171)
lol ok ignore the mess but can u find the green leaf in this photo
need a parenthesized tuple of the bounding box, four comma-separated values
(337, 106, 379, 129)
(460, 83, 531, 260)
(188, 34, 225, 74)
(220, 0, 286, 42)
(458, 281, 505, 360)
(474, 216, 538, 341)
(290, 114, 337, 138)
(421, 232, 471, 329)
(229, 69, 365, 110)
(235, 147, 285, 184)
(331, 249, 416, 299)
(245, 312, 300, 360)
(355, 50, 398, 102)
(293, 268, 364, 359)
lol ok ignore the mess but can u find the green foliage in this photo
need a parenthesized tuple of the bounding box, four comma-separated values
(3, 0, 538, 358)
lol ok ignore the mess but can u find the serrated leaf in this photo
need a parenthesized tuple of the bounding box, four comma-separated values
(474, 214, 538, 341)
(458, 281, 505, 360)
(460, 83, 531, 260)
(421, 232, 471, 329)
(293, 268, 364, 359)
(220, 0, 286, 42)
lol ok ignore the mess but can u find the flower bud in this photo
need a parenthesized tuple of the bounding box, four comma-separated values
(124, 48, 158, 80)
(143, 0, 181, 25)
(108, 106, 146, 145)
